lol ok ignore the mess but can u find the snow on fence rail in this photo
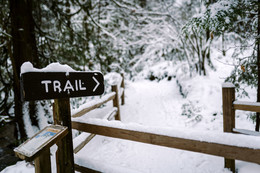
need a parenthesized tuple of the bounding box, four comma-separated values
(72, 73, 125, 154)
(71, 119, 260, 164)
(233, 100, 260, 113)
(70, 83, 260, 173)
(71, 92, 116, 118)
(73, 107, 118, 154)
(222, 83, 260, 172)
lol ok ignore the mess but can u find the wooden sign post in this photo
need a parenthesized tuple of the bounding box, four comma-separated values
(222, 83, 236, 172)
(14, 125, 68, 173)
(53, 98, 75, 173)
(20, 71, 104, 173)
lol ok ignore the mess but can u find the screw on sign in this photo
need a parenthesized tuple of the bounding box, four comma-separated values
(21, 71, 104, 101)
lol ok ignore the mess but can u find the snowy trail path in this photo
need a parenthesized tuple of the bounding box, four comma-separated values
(74, 80, 260, 173)
(74, 80, 232, 173)
(3, 80, 260, 173)
(121, 80, 186, 128)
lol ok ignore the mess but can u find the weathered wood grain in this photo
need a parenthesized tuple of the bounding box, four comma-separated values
(54, 98, 75, 173)
(233, 101, 260, 113)
(112, 85, 121, 120)
(71, 121, 260, 165)
(72, 93, 116, 118)
(34, 149, 51, 173)
(120, 73, 125, 105)
(73, 108, 117, 154)
(222, 85, 236, 172)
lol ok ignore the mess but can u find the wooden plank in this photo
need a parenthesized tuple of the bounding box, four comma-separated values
(14, 125, 68, 161)
(103, 107, 118, 121)
(222, 85, 235, 133)
(117, 75, 123, 89)
(112, 85, 121, 120)
(34, 149, 51, 173)
(72, 93, 116, 118)
(74, 134, 96, 154)
(21, 72, 104, 101)
(119, 88, 124, 101)
(233, 101, 260, 112)
(71, 121, 260, 165)
(222, 84, 236, 172)
(120, 73, 125, 105)
(54, 98, 75, 173)
(75, 164, 100, 173)
(233, 128, 260, 136)
(73, 108, 117, 153)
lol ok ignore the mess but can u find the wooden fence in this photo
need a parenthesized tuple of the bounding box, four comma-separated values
(222, 83, 260, 172)
(25, 78, 260, 173)
(71, 82, 260, 173)
(72, 73, 125, 156)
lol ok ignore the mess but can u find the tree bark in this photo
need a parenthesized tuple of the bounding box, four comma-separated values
(10, 0, 39, 140)
(139, 0, 146, 8)
(256, 0, 260, 132)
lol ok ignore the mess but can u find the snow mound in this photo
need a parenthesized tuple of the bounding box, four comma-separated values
(20, 62, 76, 75)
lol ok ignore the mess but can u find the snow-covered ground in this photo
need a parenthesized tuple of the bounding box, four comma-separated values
(73, 79, 260, 173)
(3, 57, 260, 173)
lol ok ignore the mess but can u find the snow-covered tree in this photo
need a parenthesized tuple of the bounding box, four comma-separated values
(190, 0, 260, 130)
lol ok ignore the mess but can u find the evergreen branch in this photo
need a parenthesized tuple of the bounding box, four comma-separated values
(85, 8, 116, 40)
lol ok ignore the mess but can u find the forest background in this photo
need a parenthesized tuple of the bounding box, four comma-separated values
(1, 0, 260, 145)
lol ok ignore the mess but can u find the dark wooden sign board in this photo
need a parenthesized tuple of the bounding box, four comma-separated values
(21, 71, 104, 101)
(14, 125, 68, 161)
(19, 70, 105, 173)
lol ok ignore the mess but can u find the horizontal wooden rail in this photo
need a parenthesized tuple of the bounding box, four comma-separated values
(73, 108, 118, 153)
(75, 164, 100, 173)
(72, 93, 116, 118)
(120, 74, 125, 105)
(72, 120, 260, 165)
(233, 101, 260, 113)
(74, 133, 96, 154)
(233, 128, 260, 136)
(103, 107, 118, 120)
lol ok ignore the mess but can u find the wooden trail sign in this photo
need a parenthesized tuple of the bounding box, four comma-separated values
(21, 71, 104, 101)
(19, 68, 105, 173)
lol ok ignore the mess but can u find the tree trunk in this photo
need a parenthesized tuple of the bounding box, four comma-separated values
(139, 0, 146, 8)
(256, 0, 260, 132)
(222, 32, 226, 56)
(10, 0, 39, 140)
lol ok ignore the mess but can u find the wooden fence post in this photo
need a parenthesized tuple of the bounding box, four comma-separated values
(112, 85, 121, 120)
(53, 98, 75, 173)
(120, 73, 125, 105)
(34, 149, 51, 173)
(222, 83, 235, 173)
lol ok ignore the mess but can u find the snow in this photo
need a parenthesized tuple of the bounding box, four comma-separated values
(73, 118, 260, 149)
(1, 161, 34, 173)
(20, 62, 76, 74)
(73, 132, 92, 150)
(222, 82, 235, 88)
(233, 128, 260, 136)
(71, 92, 116, 116)
(233, 101, 260, 107)
(104, 72, 122, 86)
(4, 56, 260, 173)
(22, 102, 39, 137)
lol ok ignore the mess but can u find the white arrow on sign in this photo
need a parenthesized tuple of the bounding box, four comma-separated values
(92, 76, 100, 92)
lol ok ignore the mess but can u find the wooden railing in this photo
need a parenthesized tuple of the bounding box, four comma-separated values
(70, 82, 260, 173)
(72, 120, 260, 165)
(222, 83, 260, 172)
(72, 73, 125, 155)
